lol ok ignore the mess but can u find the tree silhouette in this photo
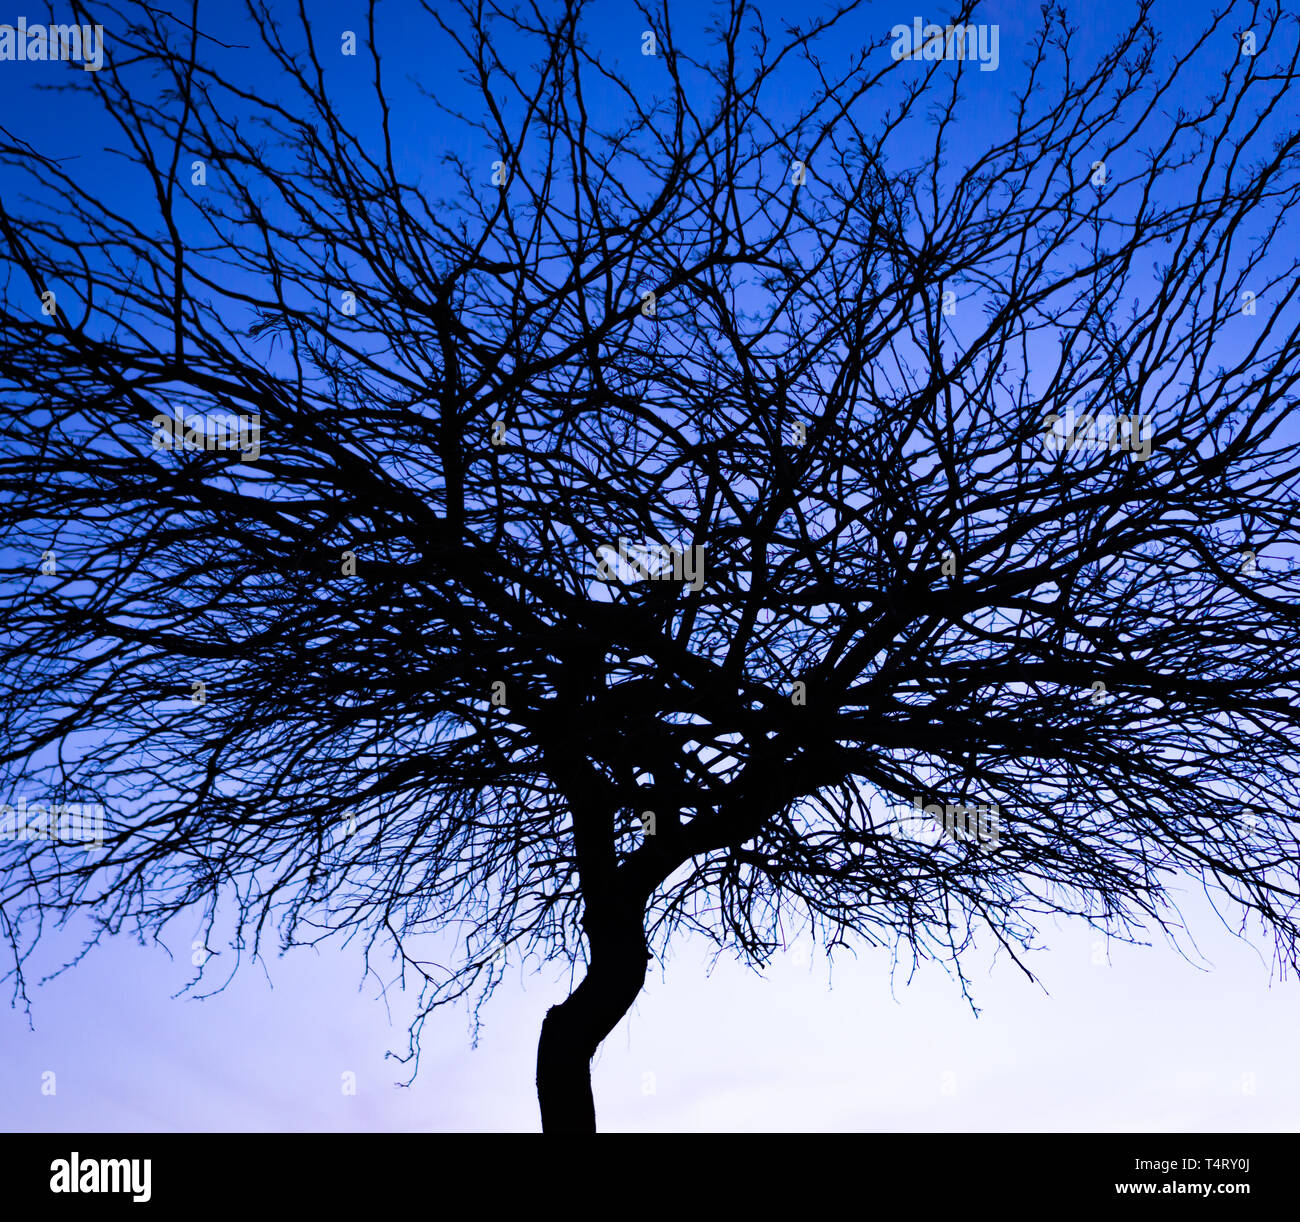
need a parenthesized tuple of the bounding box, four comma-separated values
(3, 0, 1300, 1132)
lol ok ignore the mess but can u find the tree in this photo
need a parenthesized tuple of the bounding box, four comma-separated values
(3, 0, 1300, 1132)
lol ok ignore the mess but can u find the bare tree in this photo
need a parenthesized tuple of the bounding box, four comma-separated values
(3, 0, 1300, 1131)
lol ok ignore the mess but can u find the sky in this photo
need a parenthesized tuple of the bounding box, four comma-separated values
(2, 883, 1297, 1130)
(1, 0, 1298, 1132)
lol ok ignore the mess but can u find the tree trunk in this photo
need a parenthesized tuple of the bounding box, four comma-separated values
(536, 916, 649, 1132)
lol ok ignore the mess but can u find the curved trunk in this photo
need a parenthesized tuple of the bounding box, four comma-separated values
(536, 917, 649, 1133)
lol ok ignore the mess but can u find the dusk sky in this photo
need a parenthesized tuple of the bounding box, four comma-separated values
(3, 884, 1298, 1130)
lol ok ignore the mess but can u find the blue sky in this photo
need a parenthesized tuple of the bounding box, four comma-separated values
(2, 0, 1299, 1131)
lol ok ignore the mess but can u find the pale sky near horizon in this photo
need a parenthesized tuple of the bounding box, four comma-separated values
(2, 883, 1296, 1132)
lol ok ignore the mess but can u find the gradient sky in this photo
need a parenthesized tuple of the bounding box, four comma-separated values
(2, 0, 1298, 1132)
(2, 884, 1297, 1130)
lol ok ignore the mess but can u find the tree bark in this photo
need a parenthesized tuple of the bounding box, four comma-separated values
(536, 914, 650, 1133)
